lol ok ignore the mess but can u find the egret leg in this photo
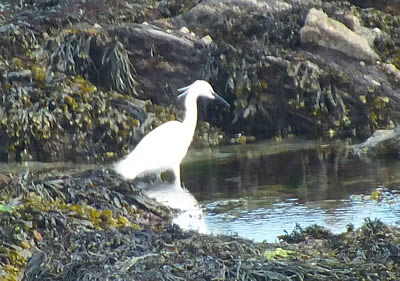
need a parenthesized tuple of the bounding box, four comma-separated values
(172, 165, 181, 185)
(155, 172, 163, 183)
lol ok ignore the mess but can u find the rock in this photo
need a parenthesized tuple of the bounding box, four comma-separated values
(200, 35, 213, 46)
(343, 13, 361, 31)
(352, 127, 400, 157)
(110, 23, 207, 104)
(179, 26, 190, 34)
(380, 62, 400, 83)
(168, 0, 292, 36)
(6, 70, 32, 83)
(300, 8, 380, 62)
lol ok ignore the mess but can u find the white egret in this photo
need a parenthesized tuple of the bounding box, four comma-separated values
(114, 80, 229, 182)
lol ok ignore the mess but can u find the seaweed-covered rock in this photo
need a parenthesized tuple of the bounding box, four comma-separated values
(0, 167, 398, 280)
(0, 68, 146, 161)
(280, 220, 400, 280)
(50, 28, 140, 97)
(0, 168, 171, 281)
(3, 0, 400, 158)
(155, 0, 400, 138)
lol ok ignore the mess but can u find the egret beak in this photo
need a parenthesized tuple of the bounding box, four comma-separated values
(213, 91, 230, 108)
(177, 83, 230, 108)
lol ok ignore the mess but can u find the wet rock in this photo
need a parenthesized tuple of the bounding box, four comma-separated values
(300, 8, 380, 62)
(349, 0, 400, 15)
(166, 0, 292, 44)
(353, 127, 400, 157)
(108, 23, 210, 104)
(6, 70, 32, 83)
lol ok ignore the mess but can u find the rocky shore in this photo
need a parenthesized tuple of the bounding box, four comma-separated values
(2, 0, 400, 161)
(1, 0, 400, 280)
(0, 168, 398, 281)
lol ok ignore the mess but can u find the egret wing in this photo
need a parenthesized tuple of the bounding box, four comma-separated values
(114, 121, 190, 179)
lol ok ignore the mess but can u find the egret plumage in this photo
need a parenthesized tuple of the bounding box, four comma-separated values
(114, 80, 229, 182)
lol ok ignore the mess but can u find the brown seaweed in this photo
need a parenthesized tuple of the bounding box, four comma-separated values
(0, 168, 398, 281)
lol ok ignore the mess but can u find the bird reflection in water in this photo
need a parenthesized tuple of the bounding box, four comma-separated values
(138, 178, 208, 234)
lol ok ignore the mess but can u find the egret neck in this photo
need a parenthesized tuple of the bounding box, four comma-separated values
(182, 92, 199, 140)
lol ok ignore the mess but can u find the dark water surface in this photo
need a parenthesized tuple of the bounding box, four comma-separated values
(182, 138, 400, 242)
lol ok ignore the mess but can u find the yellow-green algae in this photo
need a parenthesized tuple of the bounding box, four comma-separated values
(264, 247, 296, 260)
(1, 53, 143, 161)
(22, 192, 139, 230)
(0, 191, 139, 281)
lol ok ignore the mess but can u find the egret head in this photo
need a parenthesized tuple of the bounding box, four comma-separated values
(178, 80, 230, 107)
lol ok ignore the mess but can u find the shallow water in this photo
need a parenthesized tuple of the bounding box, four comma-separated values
(3, 138, 400, 243)
(181, 138, 400, 242)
